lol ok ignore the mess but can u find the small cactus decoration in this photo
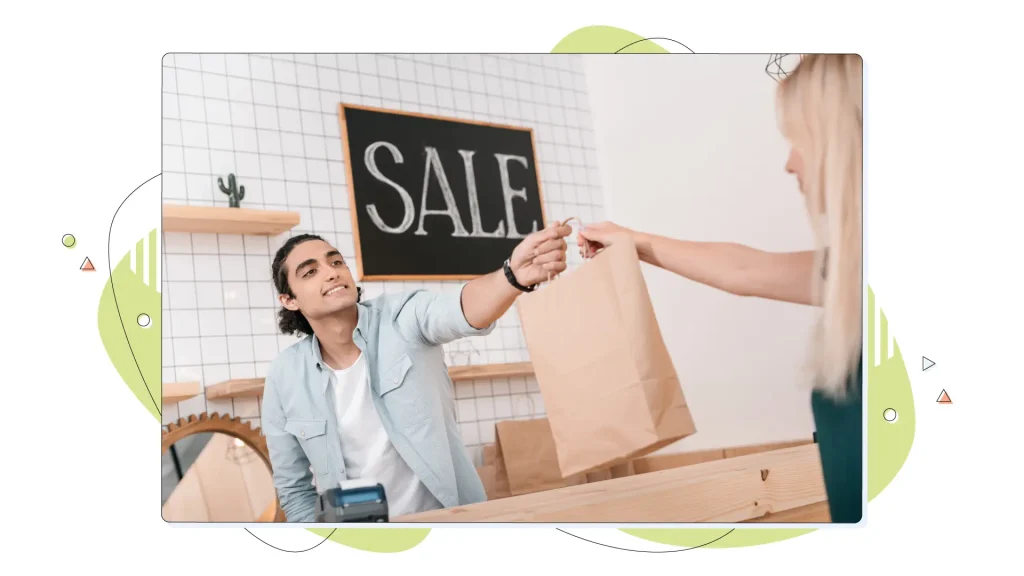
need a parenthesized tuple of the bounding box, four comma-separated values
(217, 173, 245, 207)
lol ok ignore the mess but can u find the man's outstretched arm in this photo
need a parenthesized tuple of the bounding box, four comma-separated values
(394, 222, 572, 346)
(460, 221, 572, 329)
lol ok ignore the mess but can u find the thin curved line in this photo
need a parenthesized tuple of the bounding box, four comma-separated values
(245, 528, 336, 553)
(615, 37, 695, 54)
(556, 528, 734, 553)
(107, 173, 162, 417)
(766, 54, 780, 81)
(765, 53, 798, 83)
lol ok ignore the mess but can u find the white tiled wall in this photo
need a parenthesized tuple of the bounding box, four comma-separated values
(161, 53, 605, 465)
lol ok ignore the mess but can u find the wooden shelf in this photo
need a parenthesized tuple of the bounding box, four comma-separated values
(394, 444, 827, 523)
(448, 362, 534, 382)
(163, 381, 201, 404)
(199, 362, 534, 400)
(163, 204, 300, 235)
(205, 378, 266, 401)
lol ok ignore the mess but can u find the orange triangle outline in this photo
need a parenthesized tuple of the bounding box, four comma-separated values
(80, 257, 95, 271)
(937, 389, 952, 403)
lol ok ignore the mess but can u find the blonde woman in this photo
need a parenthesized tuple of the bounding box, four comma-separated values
(579, 54, 863, 523)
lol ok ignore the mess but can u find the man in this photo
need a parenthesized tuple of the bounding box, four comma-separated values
(261, 223, 572, 521)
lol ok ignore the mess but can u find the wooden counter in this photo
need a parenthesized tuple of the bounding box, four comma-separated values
(393, 444, 827, 523)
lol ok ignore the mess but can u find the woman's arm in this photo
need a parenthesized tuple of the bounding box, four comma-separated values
(579, 222, 818, 306)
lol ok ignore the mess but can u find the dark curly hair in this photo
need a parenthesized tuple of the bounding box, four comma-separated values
(271, 233, 362, 336)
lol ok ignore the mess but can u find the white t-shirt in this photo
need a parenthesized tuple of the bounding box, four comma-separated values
(331, 351, 441, 518)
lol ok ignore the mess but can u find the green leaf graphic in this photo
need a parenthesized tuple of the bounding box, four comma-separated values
(867, 287, 915, 500)
(99, 228, 161, 419)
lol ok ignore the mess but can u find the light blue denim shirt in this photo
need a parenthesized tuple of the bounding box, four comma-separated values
(261, 286, 496, 522)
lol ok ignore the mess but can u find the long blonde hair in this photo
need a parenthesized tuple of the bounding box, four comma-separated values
(777, 54, 863, 399)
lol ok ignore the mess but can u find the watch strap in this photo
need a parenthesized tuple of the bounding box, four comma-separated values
(503, 258, 536, 292)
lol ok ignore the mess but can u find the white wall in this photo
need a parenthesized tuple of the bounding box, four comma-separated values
(583, 54, 821, 452)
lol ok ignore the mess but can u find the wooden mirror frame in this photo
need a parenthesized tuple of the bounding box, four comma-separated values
(162, 412, 285, 522)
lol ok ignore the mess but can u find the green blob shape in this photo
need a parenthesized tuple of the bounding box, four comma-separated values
(551, 25, 669, 54)
(63, 234, 76, 248)
(99, 228, 161, 420)
(307, 528, 431, 553)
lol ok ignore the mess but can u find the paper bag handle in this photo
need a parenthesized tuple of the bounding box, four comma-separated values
(544, 216, 591, 284)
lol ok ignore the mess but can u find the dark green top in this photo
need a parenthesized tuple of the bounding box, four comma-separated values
(810, 352, 863, 523)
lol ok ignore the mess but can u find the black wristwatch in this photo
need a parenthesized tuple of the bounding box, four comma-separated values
(503, 258, 536, 292)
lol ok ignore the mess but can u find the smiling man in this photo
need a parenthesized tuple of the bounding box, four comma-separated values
(261, 224, 571, 522)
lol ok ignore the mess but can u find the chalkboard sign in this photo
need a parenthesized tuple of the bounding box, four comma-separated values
(338, 104, 547, 281)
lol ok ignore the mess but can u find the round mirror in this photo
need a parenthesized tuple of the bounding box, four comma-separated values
(161, 413, 283, 522)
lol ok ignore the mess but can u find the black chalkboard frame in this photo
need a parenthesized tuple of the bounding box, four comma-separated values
(337, 102, 549, 282)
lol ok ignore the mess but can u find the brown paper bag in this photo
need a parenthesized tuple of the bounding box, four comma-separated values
(475, 464, 511, 500)
(483, 444, 499, 466)
(516, 234, 697, 478)
(494, 418, 586, 496)
(584, 460, 634, 484)
(489, 442, 511, 498)
(479, 443, 509, 499)
(609, 460, 635, 479)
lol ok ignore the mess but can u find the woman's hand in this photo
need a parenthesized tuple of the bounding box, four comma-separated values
(577, 221, 635, 258)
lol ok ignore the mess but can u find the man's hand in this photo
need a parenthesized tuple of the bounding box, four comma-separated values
(459, 221, 572, 331)
(509, 221, 573, 287)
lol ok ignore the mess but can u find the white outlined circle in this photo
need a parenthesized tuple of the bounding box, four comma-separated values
(137, 313, 152, 328)
(883, 408, 898, 422)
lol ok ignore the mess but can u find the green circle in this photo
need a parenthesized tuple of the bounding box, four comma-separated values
(62, 234, 76, 248)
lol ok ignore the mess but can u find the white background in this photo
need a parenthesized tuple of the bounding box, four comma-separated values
(4, 0, 1022, 572)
